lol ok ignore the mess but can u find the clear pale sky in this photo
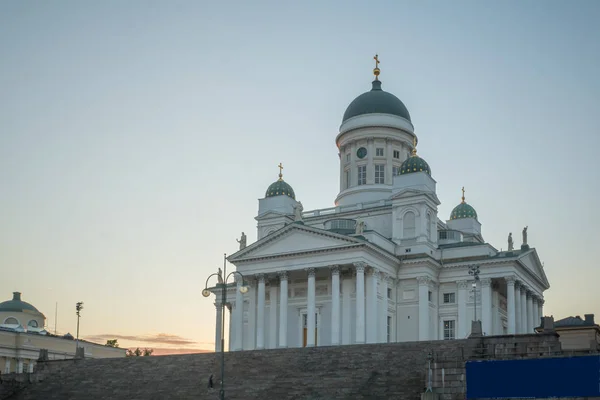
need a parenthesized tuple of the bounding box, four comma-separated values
(1, 1, 599, 353)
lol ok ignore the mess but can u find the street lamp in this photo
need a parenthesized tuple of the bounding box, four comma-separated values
(202, 253, 248, 400)
(468, 266, 480, 322)
(75, 301, 84, 355)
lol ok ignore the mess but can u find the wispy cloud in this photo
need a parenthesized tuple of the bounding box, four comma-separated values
(85, 333, 210, 346)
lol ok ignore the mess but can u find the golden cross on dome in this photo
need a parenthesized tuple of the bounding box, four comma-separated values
(278, 162, 284, 181)
(461, 186, 466, 203)
(412, 137, 417, 156)
(373, 54, 381, 80)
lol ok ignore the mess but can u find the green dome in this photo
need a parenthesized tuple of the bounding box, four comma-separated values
(266, 179, 295, 199)
(342, 80, 411, 123)
(0, 292, 43, 315)
(450, 202, 478, 220)
(400, 154, 431, 175)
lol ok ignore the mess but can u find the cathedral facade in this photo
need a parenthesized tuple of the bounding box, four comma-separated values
(211, 58, 550, 351)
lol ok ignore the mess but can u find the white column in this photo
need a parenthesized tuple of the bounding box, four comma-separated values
(28, 362, 34, 373)
(215, 303, 223, 352)
(342, 274, 351, 345)
(515, 282, 522, 333)
(379, 273, 388, 343)
(532, 297, 539, 330)
(331, 266, 341, 345)
(366, 267, 378, 343)
(256, 274, 266, 349)
(339, 145, 344, 191)
(385, 138, 393, 184)
(492, 289, 500, 335)
(538, 299, 544, 322)
(17, 359, 23, 374)
(247, 280, 257, 349)
(506, 277, 516, 334)
(526, 291, 534, 333)
(520, 286, 527, 333)
(269, 283, 278, 349)
(481, 278, 492, 335)
(234, 279, 244, 351)
(307, 268, 316, 347)
(418, 276, 430, 341)
(355, 263, 366, 344)
(457, 281, 468, 339)
(4, 358, 10, 374)
(278, 272, 288, 348)
(367, 138, 374, 184)
(350, 141, 357, 186)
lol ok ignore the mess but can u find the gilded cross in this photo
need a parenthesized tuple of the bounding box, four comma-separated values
(374, 54, 380, 69)
(278, 162, 283, 174)
(461, 186, 466, 203)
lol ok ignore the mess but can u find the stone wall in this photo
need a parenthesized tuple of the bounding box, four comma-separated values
(1, 333, 566, 400)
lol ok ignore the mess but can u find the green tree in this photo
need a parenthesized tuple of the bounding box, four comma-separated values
(105, 339, 119, 347)
(126, 347, 153, 357)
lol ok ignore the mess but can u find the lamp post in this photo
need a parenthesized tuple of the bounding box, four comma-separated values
(75, 301, 84, 354)
(468, 266, 480, 321)
(202, 253, 248, 400)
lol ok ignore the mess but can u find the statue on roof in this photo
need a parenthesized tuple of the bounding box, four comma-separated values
(217, 268, 223, 283)
(355, 220, 365, 234)
(236, 232, 247, 250)
(294, 202, 304, 222)
(508, 232, 514, 251)
(522, 226, 528, 246)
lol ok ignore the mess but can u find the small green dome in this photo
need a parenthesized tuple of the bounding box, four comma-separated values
(450, 202, 478, 220)
(0, 292, 43, 315)
(400, 153, 431, 175)
(342, 80, 411, 123)
(266, 179, 295, 199)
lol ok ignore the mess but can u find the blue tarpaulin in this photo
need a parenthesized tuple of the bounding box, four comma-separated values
(466, 355, 600, 399)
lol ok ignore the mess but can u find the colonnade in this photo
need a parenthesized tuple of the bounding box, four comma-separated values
(2, 357, 34, 374)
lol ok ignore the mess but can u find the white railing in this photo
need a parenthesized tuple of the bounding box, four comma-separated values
(302, 199, 391, 218)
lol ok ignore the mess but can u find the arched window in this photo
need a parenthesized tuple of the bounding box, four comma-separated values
(403, 211, 416, 238)
(426, 213, 431, 240)
(28, 320, 38, 328)
(4, 317, 18, 325)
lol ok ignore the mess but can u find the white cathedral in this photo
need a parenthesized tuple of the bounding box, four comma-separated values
(209, 57, 550, 352)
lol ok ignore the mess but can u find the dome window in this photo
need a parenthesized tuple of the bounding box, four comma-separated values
(4, 317, 18, 325)
(28, 320, 39, 328)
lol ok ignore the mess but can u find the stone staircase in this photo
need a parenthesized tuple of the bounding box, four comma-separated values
(2, 334, 562, 400)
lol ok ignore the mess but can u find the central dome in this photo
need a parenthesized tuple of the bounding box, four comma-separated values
(0, 292, 42, 315)
(342, 80, 411, 123)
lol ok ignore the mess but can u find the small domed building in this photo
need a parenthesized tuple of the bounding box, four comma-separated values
(207, 56, 549, 352)
(0, 292, 125, 374)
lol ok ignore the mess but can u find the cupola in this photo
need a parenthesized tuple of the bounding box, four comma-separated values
(400, 138, 431, 176)
(450, 187, 478, 221)
(265, 163, 295, 199)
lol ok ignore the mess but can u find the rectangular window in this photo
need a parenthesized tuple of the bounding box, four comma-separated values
(346, 153, 350, 162)
(376, 148, 384, 157)
(443, 320, 456, 340)
(375, 164, 385, 184)
(393, 150, 400, 159)
(357, 165, 366, 185)
(345, 170, 350, 189)
(387, 316, 392, 343)
(443, 293, 456, 304)
(387, 288, 392, 299)
(392, 166, 400, 176)
(428, 291, 432, 302)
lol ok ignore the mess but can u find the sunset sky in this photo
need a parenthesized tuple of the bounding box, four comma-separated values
(1, 0, 599, 353)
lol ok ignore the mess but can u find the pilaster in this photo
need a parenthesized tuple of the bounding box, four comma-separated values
(417, 276, 430, 340)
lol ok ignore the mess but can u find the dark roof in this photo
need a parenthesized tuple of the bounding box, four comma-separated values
(0, 292, 43, 315)
(342, 80, 411, 123)
(555, 315, 596, 327)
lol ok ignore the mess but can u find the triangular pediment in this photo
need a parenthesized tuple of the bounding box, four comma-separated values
(390, 188, 441, 204)
(229, 224, 361, 261)
(518, 249, 550, 289)
(255, 210, 293, 220)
